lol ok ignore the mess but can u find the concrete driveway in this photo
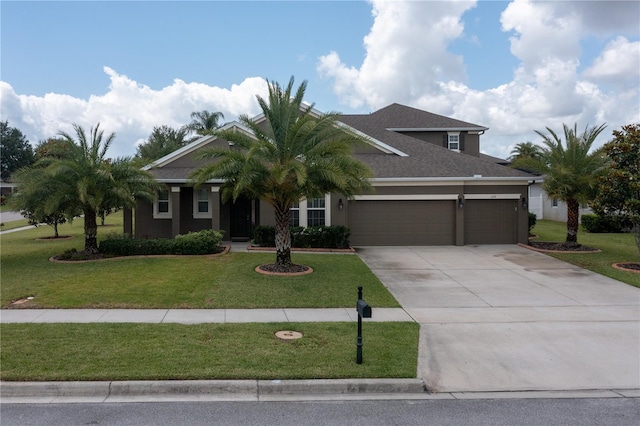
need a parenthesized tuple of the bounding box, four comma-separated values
(356, 245, 640, 393)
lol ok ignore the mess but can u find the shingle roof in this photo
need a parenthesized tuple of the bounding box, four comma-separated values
(352, 103, 488, 130)
(338, 109, 532, 179)
(149, 103, 533, 181)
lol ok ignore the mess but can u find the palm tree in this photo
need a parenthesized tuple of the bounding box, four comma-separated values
(509, 141, 542, 162)
(190, 77, 373, 268)
(42, 123, 159, 254)
(186, 110, 225, 136)
(512, 123, 607, 247)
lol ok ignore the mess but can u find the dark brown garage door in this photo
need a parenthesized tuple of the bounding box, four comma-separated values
(464, 199, 517, 244)
(348, 200, 455, 246)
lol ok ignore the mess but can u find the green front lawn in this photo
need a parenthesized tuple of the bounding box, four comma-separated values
(531, 220, 640, 288)
(0, 322, 419, 381)
(1, 213, 399, 308)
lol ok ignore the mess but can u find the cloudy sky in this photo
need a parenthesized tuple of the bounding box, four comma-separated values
(2, 0, 639, 159)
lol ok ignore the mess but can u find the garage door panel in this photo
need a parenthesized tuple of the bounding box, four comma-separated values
(465, 200, 516, 244)
(348, 200, 455, 246)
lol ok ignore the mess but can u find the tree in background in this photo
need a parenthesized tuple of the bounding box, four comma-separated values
(34, 137, 74, 159)
(186, 110, 225, 136)
(135, 125, 195, 164)
(0, 121, 35, 180)
(511, 123, 607, 247)
(509, 141, 542, 163)
(191, 77, 372, 269)
(9, 166, 80, 237)
(591, 124, 640, 261)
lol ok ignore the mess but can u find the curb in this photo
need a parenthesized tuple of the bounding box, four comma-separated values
(0, 379, 427, 402)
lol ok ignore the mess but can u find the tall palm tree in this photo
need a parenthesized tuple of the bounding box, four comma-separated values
(186, 110, 225, 136)
(43, 123, 159, 254)
(190, 77, 373, 268)
(513, 123, 607, 247)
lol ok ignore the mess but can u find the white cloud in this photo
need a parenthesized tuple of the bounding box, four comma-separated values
(318, 0, 640, 157)
(318, 0, 476, 109)
(584, 37, 640, 87)
(0, 68, 268, 157)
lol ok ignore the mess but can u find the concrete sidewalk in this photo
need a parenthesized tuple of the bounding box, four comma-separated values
(0, 308, 412, 324)
(356, 245, 640, 394)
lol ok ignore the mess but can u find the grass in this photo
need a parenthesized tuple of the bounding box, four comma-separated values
(1, 213, 400, 308)
(0, 322, 419, 381)
(0, 218, 31, 231)
(531, 220, 640, 288)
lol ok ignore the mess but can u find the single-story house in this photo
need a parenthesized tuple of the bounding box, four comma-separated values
(129, 103, 536, 246)
(527, 181, 593, 222)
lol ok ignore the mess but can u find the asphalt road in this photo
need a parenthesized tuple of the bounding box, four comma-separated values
(2, 398, 639, 426)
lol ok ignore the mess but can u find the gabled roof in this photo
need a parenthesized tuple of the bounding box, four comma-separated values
(142, 120, 252, 170)
(354, 103, 488, 132)
(338, 108, 531, 180)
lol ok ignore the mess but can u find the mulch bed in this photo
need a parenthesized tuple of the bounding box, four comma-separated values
(612, 262, 640, 273)
(523, 241, 601, 253)
(255, 263, 313, 276)
(49, 246, 230, 263)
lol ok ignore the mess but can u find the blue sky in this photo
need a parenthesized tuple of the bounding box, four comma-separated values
(2, 1, 639, 159)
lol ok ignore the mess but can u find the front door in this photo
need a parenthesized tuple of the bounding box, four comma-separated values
(230, 197, 252, 241)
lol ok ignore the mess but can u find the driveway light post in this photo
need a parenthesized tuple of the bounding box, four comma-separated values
(356, 286, 372, 364)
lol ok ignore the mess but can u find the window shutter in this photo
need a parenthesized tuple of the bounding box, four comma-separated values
(442, 134, 448, 148)
(460, 133, 465, 151)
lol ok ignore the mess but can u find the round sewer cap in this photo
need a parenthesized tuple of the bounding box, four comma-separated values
(275, 330, 303, 341)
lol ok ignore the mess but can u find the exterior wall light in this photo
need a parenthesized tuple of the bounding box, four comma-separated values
(522, 197, 527, 208)
(338, 198, 344, 210)
(458, 195, 464, 209)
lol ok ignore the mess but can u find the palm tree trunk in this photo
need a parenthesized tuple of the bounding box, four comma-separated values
(565, 199, 580, 247)
(274, 204, 292, 268)
(84, 207, 99, 254)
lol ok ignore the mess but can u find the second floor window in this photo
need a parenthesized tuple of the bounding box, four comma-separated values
(448, 134, 460, 151)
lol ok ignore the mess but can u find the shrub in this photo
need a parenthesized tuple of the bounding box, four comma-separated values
(252, 225, 276, 247)
(252, 225, 351, 249)
(99, 229, 224, 256)
(528, 212, 537, 234)
(581, 214, 628, 233)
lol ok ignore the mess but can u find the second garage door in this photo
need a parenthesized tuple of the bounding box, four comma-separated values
(464, 199, 517, 244)
(348, 200, 455, 246)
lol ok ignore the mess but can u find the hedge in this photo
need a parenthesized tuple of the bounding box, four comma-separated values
(99, 229, 225, 256)
(252, 225, 351, 249)
(581, 214, 630, 233)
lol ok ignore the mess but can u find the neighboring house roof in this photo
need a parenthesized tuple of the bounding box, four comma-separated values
(146, 103, 535, 182)
(479, 153, 510, 166)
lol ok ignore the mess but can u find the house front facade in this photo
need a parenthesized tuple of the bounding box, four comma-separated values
(131, 104, 535, 246)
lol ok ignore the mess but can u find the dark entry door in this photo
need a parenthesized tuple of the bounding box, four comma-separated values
(230, 197, 252, 241)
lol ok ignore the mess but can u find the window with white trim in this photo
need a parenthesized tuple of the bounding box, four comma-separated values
(290, 202, 300, 227)
(193, 188, 211, 218)
(552, 198, 558, 208)
(448, 133, 460, 151)
(289, 195, 330, 227)
(154, 189, 171, 218)
(307, 197, 326, 226)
